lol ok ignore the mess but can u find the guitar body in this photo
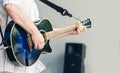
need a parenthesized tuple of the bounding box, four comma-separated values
(4, 19, 53, 66)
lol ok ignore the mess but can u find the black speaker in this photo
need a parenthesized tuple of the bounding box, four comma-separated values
(63, 43, 86, 73)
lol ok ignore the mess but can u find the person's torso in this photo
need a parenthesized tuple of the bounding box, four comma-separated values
(0, 1, 45, 73)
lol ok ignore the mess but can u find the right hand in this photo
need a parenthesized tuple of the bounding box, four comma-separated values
(31, 30, 45, 50)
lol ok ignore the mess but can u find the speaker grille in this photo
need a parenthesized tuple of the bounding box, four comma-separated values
(64, 43, 86, 73)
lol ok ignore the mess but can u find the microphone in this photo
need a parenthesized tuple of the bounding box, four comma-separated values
(40, 0, 72, 17)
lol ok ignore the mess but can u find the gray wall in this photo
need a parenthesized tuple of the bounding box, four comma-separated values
(35, 0, 120, 73)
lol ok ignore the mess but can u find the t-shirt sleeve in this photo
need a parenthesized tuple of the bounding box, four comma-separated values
(3, 0, 22, 6)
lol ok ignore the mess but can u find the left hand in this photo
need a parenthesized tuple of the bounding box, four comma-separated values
(70, 21, 87, 35)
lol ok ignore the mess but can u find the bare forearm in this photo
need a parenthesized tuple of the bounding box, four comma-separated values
(4, 4, 39, 35)
(53, 28, 76, 38)
(53, 22, 86, 38)
(3, 3, 45, 50)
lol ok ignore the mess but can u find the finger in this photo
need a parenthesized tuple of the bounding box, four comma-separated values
(34, 42, 38, 49)
(37, 42, 45, 50)
(83, 26, 87, 32)
(76, 21, 82, 26)
(76, 28, 81, 34)
(77, 26, 84, 31)
(41, 41, 45, 49)
(37, 43, 41, 50)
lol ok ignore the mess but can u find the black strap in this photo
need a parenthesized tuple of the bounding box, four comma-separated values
(0, 25, 4, 46)
(40, 0, 72, 17)
(0, 25, 8, 46)
(39, 0, 92, 28)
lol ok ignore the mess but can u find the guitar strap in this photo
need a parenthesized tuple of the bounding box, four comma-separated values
(40, 0, 72, 17)
(0, 23, 8, 47)
(39, 0, 92, 23)
(0, 25, 4, 46)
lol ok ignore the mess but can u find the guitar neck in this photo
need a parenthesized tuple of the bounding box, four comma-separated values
(45, 25, 77, 40)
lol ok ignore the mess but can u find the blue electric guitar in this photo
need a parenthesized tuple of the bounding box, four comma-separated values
(3, 18, 91, 67)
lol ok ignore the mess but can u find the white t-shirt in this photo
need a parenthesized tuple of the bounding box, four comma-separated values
(0, 0, 46, 73)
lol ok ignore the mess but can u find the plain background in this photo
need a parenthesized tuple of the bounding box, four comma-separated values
(35, 0, 120, 73)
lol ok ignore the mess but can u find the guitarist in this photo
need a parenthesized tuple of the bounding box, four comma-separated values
(0, 0, 86, 73)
